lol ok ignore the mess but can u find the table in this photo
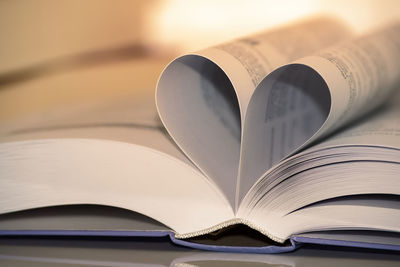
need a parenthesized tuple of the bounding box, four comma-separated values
(0, 236, 399, 267)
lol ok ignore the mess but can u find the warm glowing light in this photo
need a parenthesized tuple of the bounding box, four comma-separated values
(147, 0, 400, 52)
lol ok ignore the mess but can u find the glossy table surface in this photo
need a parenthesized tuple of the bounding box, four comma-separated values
(0, 237, 399, 267)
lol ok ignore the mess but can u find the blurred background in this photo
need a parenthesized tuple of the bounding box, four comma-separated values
(0, 0, 399, 124)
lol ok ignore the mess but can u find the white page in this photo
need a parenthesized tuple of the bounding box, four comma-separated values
(242, 160, 400, 242)
(239, 64, 331, 201)
(0, 139, 234, 235)
(156, 17, 352, 207)
(0, 64, 236, 235)
(238, 90, 400, 243)
(239, 88, 400, 215)
(239, 22, 400, 204)
(269, 196, 400, 242)
(310, 87, 400, 150)
(0, 93, 191, 164)
(200, 17, 352, 116)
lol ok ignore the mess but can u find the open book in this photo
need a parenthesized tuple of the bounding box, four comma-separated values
(1, 17, 399, 253)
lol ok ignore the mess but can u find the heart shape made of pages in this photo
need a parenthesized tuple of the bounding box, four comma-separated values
(156, 55, 331, 206)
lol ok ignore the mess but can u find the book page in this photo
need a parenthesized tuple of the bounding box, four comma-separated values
(269, 195, 400, 242)
(239, 88, 400, 210)
(0, 139, 234, 235)
(239, 152, 400, 242)
(239, 22, 400, 204)
(311, 86, 400, 150)
(156, 17, 352, 207)
(0, 93, 190, 165)
(238, 85, 400, 243)
(0, 55, 190, 163)
(0, 61, 236, 235)
(0, 62, 195, 165)
(199, 17, 352, 115)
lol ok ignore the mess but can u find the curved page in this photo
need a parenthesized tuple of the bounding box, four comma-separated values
(244, 159, 400, 242)
(238, 64, 400, 243)
(268, 195, 400, 242)
(156, 17, 352, 207)
(0, 139, 233, 235)
(239, 86, 400, 214)
(239, 22, 400, 203)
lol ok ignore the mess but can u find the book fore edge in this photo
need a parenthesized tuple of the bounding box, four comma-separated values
(174, 218, 285, 243)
